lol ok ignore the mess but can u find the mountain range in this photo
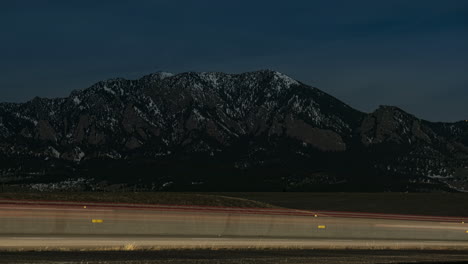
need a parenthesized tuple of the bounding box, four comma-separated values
(1, 70, 467, 192)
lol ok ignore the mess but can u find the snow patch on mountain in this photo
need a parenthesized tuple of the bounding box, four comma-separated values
(73, 97, 81, 105)
(273, 71, 299, 88)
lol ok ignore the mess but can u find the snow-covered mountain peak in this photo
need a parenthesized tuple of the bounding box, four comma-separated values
(272, 71, 299, 87)
(143, 71, 175, 81)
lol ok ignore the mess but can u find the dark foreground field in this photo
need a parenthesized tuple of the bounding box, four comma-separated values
(218, 192, 468, 217)
(0, 192, 276, 208)
(0, 192, 468, 217)
(1, 250, 468, 264)
(3, 192, 468, 217)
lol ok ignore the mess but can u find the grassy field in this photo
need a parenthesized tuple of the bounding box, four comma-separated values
(1, 250, 467, 264)
(0, 192, 276, 208)
(217, 192, 468, 217)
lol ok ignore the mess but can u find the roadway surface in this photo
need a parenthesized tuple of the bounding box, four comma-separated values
(1, 199, 468, 251)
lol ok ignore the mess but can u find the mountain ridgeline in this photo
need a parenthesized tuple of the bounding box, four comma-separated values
(1, 70, 467, 191)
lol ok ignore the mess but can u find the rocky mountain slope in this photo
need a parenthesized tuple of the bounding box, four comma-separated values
(0, 70, 467, 191)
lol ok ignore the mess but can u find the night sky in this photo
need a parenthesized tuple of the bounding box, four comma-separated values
(1, 0, 467, 122)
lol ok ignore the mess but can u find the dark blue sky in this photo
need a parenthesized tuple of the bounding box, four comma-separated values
(1, 0, 467, 121)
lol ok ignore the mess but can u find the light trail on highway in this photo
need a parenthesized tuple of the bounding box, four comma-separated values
(1, 199, 468, 251)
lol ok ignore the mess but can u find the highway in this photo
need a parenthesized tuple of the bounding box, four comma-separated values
(1, 199, 468, 250)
